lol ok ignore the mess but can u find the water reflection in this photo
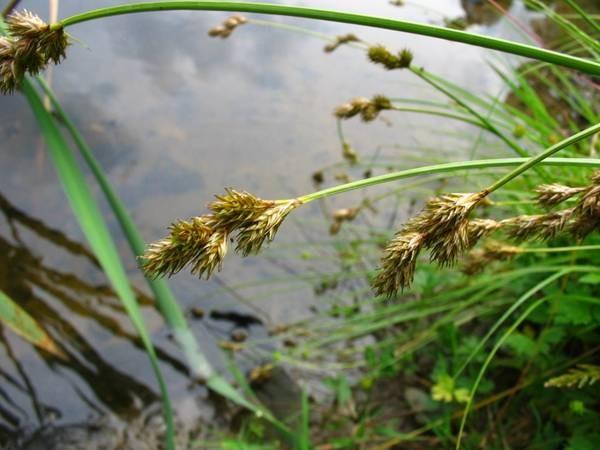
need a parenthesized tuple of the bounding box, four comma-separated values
(0, 192, 193, 444)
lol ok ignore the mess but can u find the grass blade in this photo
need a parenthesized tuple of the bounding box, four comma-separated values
(20, 77, 176, 450)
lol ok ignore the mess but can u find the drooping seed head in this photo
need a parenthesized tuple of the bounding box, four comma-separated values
(7, 10, 68, 64)
(502, 209, 573, 242)
(467, 218, 501, 245)
(208, 188, 275, 230)
(406, 192, 487, 266)
(0, 37, 20, 94)
(535, 184, 585, 207)
(410, 192, 486, 240)
(575, 185, 600, 218)
(235, 199, 301, 255)
(372, 231, 425, 296)
(142, 216, 214, 278)
(0, 10, 69, 94)
(6, 10, 47, 38)
(189, 227, 229, 278)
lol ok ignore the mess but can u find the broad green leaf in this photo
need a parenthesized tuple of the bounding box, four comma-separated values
(0, 289, 64, 358)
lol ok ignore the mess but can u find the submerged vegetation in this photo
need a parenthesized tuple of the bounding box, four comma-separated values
(1, 0, 600, 449)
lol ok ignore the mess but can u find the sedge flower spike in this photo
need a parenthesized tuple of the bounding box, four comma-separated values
(0, 10, 69, 94)
(535, 184, 586, 207)
(373, 231, 425, 296)
(143, 189, 301, 279)
(374, 191, 487, 296)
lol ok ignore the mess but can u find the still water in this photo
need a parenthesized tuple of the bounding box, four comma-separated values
(0, 0, 554, 445)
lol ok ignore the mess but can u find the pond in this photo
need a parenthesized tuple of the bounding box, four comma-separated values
(0, 0, 573, 446)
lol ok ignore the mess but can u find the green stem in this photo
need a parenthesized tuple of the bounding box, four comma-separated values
(485, 122, 600, 194)
(564, 0, 600, 39)
(297, 157, 600, 203)
(519, 244, 600, 253)
(411, 67, 530, 158)
(390, 105, 487, 129)
(54, 1, 600, 75)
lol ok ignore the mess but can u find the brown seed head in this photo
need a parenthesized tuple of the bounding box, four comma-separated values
(208, 188, 275, 230)
(208, 15, 247, 38)
(142, 216, 215, 278)
(190, 227, 229, 278)
(467, 218, 501, 245)
(235, 199, 301, 255)
(0, 37, 20, 94)
(411, 192, 485, 238)
(0, 10, 69, 94)
(333, 207, 360, 222)
(6, 10, 48, 38)
(575, 185, 600, 218)
(502, 209, 573, 242)
(535, 184, 585, 207)
(373, 231, 426, 296)
(334, 95, 392, 122)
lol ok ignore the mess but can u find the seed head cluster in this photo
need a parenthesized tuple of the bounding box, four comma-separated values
(1, 10, 68, 94)
(374, 171, 600, 297)
(208, 15, 247, 39)
(374, 191, 487, 296)
(367, 45, 413, 70)
(143, 189, 301, 279)
(334, 95, 393, 122)
(535, 184, 586, 207)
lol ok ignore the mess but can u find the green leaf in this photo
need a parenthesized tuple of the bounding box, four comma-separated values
(20, 78, 176, 450)
(0, 289, 64, 358)
(504, 332, 537, 358)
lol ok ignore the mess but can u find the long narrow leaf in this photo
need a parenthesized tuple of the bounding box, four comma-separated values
(20, 78, 176, 450)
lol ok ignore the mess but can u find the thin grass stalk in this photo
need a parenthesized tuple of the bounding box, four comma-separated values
(298, 157, 600, 203)
(485, 122, 600, 194)
(410, 67, 532, 159)
(51, 1, 600, 75)
(564, 0, 600, 35)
